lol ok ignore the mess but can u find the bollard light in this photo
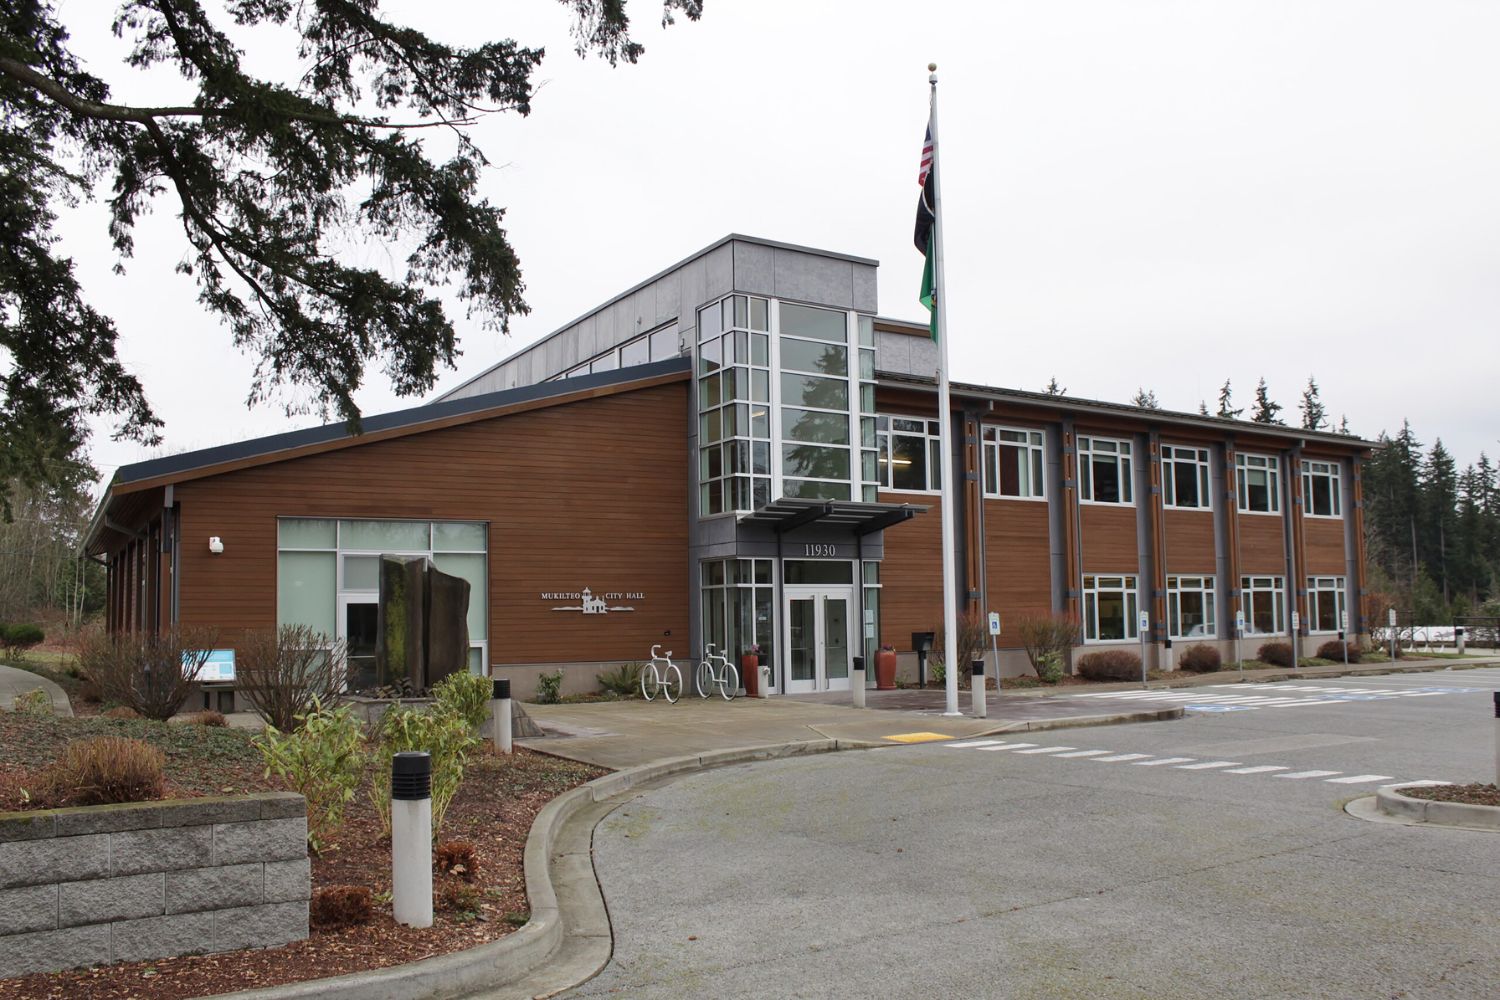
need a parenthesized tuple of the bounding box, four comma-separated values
(851, 656, 866, 710)
(491, 678, 513, 755)
(391, 751, 432, 929)
(971, 659, 986, 719)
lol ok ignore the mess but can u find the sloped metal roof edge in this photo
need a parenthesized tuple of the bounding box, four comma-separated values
(877, 370, 1377, 449)
(114, 357, 692, 488)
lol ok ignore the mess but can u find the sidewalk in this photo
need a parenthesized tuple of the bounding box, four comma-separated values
(518, 694, 1178, 769)
(518, 656, 1498, 769)
(0, 662, 73, 717)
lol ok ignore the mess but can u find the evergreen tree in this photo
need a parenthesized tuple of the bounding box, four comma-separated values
(1251, 378, 1283, 424)
(1198, 400, 1210, 416)
(1337, 415, 1351, 435)
(1216, 380, 1242, 419)
(1044, 377, 1066, 396)
(1363, 420, 1424, 590)
(1131, 388, 1160, 409)
(1420, 439, 1459, 602)
(0, 0, 703, 504)
(1298, 376, 1327, 431)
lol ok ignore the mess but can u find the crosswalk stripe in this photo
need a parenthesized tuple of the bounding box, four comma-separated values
(1275, 770, 1341, 779)
(1224, 765, 1289, 775)
(1175, 760, 1242, 770)
(1326, 774, 1396, 784)
(1013, 746, 1075, 754)
(945, 739, 1007, 748)
(1132, 757, 1195, 766)
(978, 743, 1037, 751)
(1052, 749, 1113, 758)
(1092, 753, 1152, 762)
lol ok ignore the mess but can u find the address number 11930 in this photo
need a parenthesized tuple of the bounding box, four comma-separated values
(802, 543, 839, 558)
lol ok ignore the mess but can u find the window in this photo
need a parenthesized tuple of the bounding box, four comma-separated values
(983, 427, 1045, 499)
(700, 558, 775, 686)
(777, 302, 855, 502)
(1301, 460, 1342, 517)
(1083, 575, 1139, 642)
(875, 416, 941, 492)
(698, 295, 771, 515)
(276, 518, 489, 687)
(1240, 576, 1284, 635)
(1308, 576, 1346, 633)
(1236, 453, 1281, 514)
(1079, 436, 1133, 504)
(1167, 576, 1216, 639)
(1163, 445, 1211, 510)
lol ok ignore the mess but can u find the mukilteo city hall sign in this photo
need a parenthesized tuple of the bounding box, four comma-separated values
(543, 587, 643, 614)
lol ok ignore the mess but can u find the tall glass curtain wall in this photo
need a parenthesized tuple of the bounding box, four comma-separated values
(277, 518, 488, 688)
(699, 559, 882, 689)
(697, 296, 878, 514)
(700, 559, 776, 681)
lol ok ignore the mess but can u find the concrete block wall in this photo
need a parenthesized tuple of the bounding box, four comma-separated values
(0, 792, 309, 979)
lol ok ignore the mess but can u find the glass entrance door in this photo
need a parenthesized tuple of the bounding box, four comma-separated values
(339, 595, 378, 690)
(782, 587, 854, 693)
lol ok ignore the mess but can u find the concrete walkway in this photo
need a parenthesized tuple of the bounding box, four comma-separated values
(518, 656, 1499, 769)
(0, 662, 73, 716)
(518, 695, 1178, 769)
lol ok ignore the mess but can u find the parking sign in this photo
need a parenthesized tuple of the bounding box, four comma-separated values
(987, 611, 1001, 637)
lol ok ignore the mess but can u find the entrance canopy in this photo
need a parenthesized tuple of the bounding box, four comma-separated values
(736, 498, 927, 535)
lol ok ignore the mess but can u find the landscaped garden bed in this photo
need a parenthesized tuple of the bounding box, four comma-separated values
(0, 712, 603, 999)
(1400, 782, 1500, 807)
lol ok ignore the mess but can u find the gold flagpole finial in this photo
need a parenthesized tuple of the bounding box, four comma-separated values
(928, 62, 938, 84)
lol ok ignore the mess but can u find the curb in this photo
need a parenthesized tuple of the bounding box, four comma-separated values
(993, 659, 1500, 699)
(968, 706, 1184, 736)
(1374, 783, 1500, 832)
(215, 738, 875, 1000)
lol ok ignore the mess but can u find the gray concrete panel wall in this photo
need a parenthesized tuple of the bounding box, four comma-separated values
(0, 793, 309, 978)
(875, 331, 914, 374)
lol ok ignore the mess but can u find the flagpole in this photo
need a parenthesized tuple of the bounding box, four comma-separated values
(929, 64, 961, 718)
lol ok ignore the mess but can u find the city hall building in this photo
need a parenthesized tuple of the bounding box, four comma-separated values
(85, 236, 1373, 698)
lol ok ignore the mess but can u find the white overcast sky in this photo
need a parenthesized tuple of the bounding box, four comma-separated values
(61, 0, 1500, 487)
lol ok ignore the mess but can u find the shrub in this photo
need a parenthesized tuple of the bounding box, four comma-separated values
(432, 671, 492, 731)
(1178, 644, 1222, 673)
(929, 610, 990, 689)
(435, 839, 479, 881)
(77, 627, 217, 720)
(1, 623, 45, 657)
(310, 885, 373, 930)
(1016, 613, 1079, 675)
(12, 687, 54, 716)
(254, 697, 366, 853)
(370, 701, 481, 839)
(437, 880, 483, 917)
(1076, 649, 1142, 682)
(1316, 640, 1360, 663)
(597, 662, 643, 697)
(103, 705, 141, 720)
(193, 710, 228, 727)
(0, 767, 54, 810)
(46, 736, 165, 806)
(533, 669, 564, 704)
(1257, 641, 1296, 668)
(1035, 651, 1064, 684)
(236, 625, 347, 732)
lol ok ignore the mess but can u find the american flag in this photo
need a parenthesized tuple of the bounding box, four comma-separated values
(917, 125, 934, 187)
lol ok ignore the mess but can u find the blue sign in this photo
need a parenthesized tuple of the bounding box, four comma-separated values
(189, 649, 236, 683)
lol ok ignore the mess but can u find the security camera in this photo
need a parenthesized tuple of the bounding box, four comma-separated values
(208, 536, 224, 554)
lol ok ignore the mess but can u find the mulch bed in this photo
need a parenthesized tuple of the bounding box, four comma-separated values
(0, 714, 604, 1000)
(1401, 782, 1500, 807)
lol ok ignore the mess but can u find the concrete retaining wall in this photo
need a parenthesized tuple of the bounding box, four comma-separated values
(0, 792, 309, 978)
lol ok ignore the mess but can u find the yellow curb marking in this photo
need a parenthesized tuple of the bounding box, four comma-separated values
(883, 732, 955, 744)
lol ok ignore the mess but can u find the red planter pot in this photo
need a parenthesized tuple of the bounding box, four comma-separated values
(741, 655, 760, 697)
(875, 648, 898, 690)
